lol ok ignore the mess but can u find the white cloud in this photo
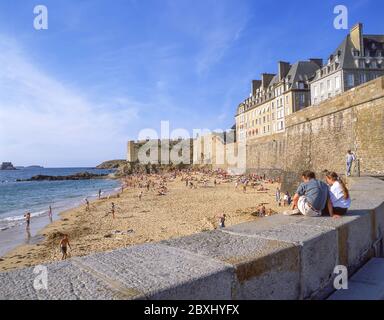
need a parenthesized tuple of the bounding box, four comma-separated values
(0, 35, 139, 167)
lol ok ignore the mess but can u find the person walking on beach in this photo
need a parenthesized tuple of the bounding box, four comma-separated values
(346, 150, 356, 177)
(85, 198, 90, 212)
(24, 212, 31, 229)
(60, 234, 71, 260)
(275, 187, 281, 203)
(48, 205, 53, 219)
(111, 202, 115, 219)
(98, 189, 102, 200)
(283, 192, 290, 206)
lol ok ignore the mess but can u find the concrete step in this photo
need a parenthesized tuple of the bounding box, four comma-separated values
(328, 258, 384, 300)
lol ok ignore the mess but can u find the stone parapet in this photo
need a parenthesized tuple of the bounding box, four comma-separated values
(1, 177, 383, 300)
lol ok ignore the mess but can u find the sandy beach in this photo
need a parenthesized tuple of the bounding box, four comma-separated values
(0, 171, 285, 272)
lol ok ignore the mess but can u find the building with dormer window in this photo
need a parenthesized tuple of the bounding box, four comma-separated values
(310, 23, 384, 105)
(235, 60, 321, 142)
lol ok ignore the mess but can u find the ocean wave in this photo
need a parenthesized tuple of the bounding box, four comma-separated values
(0, 176, 121, 232)
(0, 210, 47, 224)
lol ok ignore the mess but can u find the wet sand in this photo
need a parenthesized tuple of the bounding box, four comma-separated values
(0, 173, 285, 272)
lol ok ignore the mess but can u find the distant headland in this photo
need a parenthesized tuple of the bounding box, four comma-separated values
(0, 162, 44, 170)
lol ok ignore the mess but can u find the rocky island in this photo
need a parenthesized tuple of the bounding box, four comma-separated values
(17, 172, 109, 182)
(0, 162, 17, 170)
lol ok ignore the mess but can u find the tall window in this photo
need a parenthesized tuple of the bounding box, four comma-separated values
(347, 74, 355, 87)
(299, 93, 305, 105)
(335, 76, 341, 89)
(314, 85, 319, 97)
(359, 73, 367, 84)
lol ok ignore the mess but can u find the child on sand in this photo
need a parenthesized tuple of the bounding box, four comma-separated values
(60, 234, 71, 260)
(138, 191, 143, 201)
(259, 205, 266, 217)
(218, 213, 226, 228)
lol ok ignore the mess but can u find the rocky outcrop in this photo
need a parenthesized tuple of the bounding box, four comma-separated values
(96, 160, 127, 169)
(0, 162, 16, 170)
(17, 172, 108, 182)
(114, 162, 194, 177)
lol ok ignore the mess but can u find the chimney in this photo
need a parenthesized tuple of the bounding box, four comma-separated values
(309, 58, 323, 68)
(261, 73, 276, 89)
(278, 61, 290, 81)
(251, 80, 262, 96)
(350, 23, 363, 53)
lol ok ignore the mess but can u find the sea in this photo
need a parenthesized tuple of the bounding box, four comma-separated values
(0, 167, 121, 257)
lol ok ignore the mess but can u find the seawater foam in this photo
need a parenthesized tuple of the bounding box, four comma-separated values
(0, 210, 47, 231)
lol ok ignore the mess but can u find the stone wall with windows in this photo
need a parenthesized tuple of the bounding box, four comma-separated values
(245, 76, 384, 192)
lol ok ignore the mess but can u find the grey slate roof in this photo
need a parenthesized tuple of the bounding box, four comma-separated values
(287, 61, 321, 89)
(312, 32, 384, 82)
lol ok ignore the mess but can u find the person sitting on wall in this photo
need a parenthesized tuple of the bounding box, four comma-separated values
(283, 170, 332, 217)
(325, 171, 351, 218)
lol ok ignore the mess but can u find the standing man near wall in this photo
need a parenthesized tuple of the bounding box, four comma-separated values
(346, 150, 356, 177)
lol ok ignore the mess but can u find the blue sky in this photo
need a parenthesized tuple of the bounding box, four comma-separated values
(0, 0, 383, 167)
